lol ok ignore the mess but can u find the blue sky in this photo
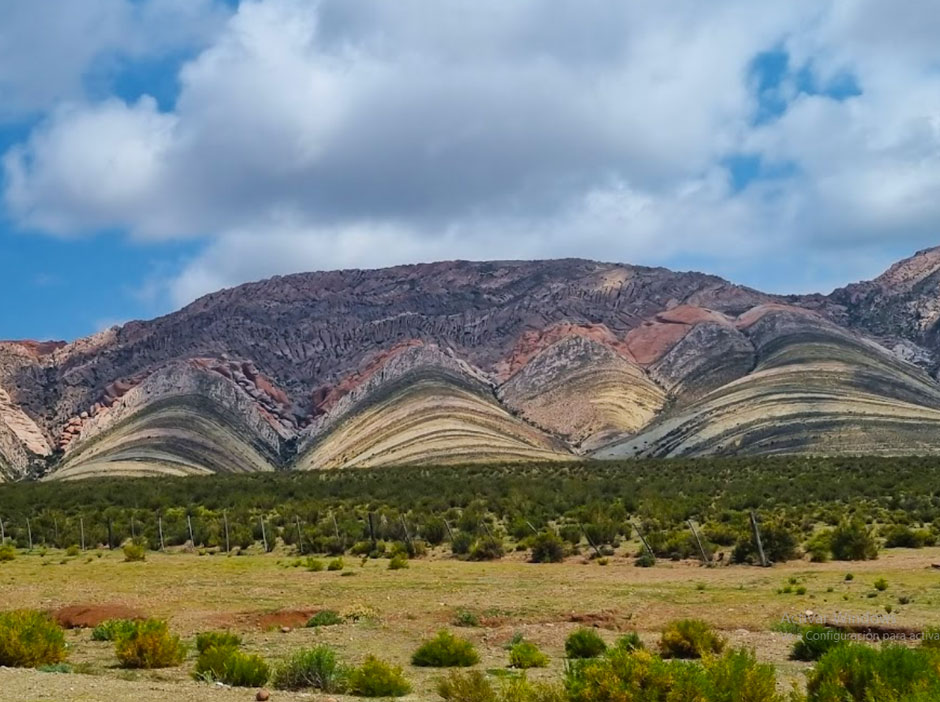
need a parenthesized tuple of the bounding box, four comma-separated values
(2, 1, 940, 341)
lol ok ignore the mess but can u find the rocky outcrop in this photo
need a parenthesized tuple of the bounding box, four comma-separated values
(5, 251, 940, 478)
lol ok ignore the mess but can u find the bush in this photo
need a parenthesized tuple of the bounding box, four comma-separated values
(830, 520, 878, 561)
(451, 532, 473, 555)
(114, 619, 186, 669)
(469, 536, 505, 561)
(273, 645, 347, 692)
(566, 647, 787, 702)
(509, 641, 549, 669)
(65, 545, 80, 557)
(806, 530, 832, 562)
(615, 632, 645, 652)
(882, 524, 927, 549)
(530, 531, 565, 563)
(453, 610, 480, 628)
(922, 626, 940, 649)
(194, 644, 269, 687)
(791, 625, 844, 661)
(634, 553, 656, 567)
(0, 610, 67, 667)
(327, 557, 344, 571)
(91, 619, 138, 642)
(305, 557, 324, 572)
(874, 577, 889, 591)
(388, 553, 409, 570)
(660, 619, 725, 659)
(437, 669, 496, 702)
(122, 542, 146, 562)
(195, 631, 242, 653)
(806, 643, 940, 701)
(732, 521, 799, 564)
(346, 655, 411, 697)
(412, 630, 480, 667)
(0, 544, 16, 561)
(565, 628, 607, 659)
(307, 610, 343, 627)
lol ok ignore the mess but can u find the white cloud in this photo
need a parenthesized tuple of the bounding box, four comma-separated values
(4, 0, 940, 305)
(0, 0, 231, 120)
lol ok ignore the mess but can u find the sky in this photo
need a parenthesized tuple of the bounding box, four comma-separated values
(2, 1, 940, 341)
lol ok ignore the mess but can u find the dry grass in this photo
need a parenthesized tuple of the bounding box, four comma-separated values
(2, 544, 940, 699)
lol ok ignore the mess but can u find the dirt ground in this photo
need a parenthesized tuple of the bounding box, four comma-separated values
(2, 544, 940, 701)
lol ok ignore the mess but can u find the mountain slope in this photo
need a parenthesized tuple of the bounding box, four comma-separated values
(4, 249, 940, 479)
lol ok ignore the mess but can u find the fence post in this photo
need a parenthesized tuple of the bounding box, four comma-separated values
(223, 511, 230, 553)
(368, 512, 376, 546)
(80, 517, 85, 551)
(749, 511, 769, 567)
(0, 516, 5, 542)
(187, 515, 195, 546)
(631, 520, 655, 559)
(295, 515, 304, 555)
(158, 516, 165, 552)
(259, 515, 268, 553)
(688, 520, 710, 564)
(27, 518, 33, 550)
(400, 514, 414, 552)
(579, 522, 603, 558)
(107, 519, 113, 550)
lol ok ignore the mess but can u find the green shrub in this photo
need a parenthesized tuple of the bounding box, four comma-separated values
(327, 557, 344, 571)
(791, 625, 844, 661)
(530, 532, 565, 563)
(0, 610, 67, 667)
(451, 532, 473, 555)
(565, 628, 607, 659)
(0, 544, 16, 561)
(469, 536, 505, 561)
(830, 520, 878, 561)
(806, 643, 940, 701)
(732, 521, 799, 564)
(412, 630, 480, 667)
(453, 610, 480, 627)
(304, 557, 324, 572)
(346, 655, 411, 697)
(195, 631, 242, 653)
(307, 610, 343, 628)
(634, 553, 656, 567)
(388, 553, 409, 570)
(615, 632, 645, 652)
(660, 619, 725, 659)
(874, 577, 888, 591)
(273, 645, 347, 692)
(122, 542, 146, 562)
(922, 626, 940, 649)
(509, 641, 549, 669)
(91, 619, 138, 642)
(806, 530, 832, 562)
(194, 644, 269, 687)
(114, 619, 186, 669)
(437, 669, 496, 702)
(65, 545, 80, 557)
(566, 647, 787, 702)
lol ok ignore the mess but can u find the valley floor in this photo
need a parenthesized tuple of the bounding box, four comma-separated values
(3, 546, 940, 700)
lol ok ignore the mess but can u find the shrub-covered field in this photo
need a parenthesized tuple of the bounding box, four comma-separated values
(1, 457, 939, 566)
(3, 458, 940, 699)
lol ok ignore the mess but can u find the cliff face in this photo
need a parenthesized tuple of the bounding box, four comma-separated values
(4, 250, 940, 479)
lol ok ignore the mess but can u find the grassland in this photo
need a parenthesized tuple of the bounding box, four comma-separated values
(2, 543, 940, 700)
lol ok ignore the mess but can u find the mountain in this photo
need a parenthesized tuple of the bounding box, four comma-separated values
(5, 250, 940, 481)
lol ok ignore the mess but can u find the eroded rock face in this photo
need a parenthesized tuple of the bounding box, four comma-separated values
(4, 252, 940, 478)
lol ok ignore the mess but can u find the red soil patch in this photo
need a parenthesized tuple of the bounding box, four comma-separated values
(735, 303, 822, 330)
(53, 604, 145, 629)
(215, 609, 318, 631)
(624, 306, 732, 365)
(500, 323, 635, 380)
(566, 610, 630, 631)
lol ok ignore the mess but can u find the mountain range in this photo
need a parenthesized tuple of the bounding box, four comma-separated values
(5, 247, 940, 481)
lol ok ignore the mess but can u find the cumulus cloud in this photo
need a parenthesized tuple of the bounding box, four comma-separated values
(0, 0, 231, 119)
(4, 0, 940, 304)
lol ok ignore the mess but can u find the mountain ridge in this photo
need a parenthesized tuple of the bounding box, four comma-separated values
(4, 248, 940, 480)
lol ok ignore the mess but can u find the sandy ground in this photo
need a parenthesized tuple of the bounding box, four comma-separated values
(2, 544, 940, 700)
